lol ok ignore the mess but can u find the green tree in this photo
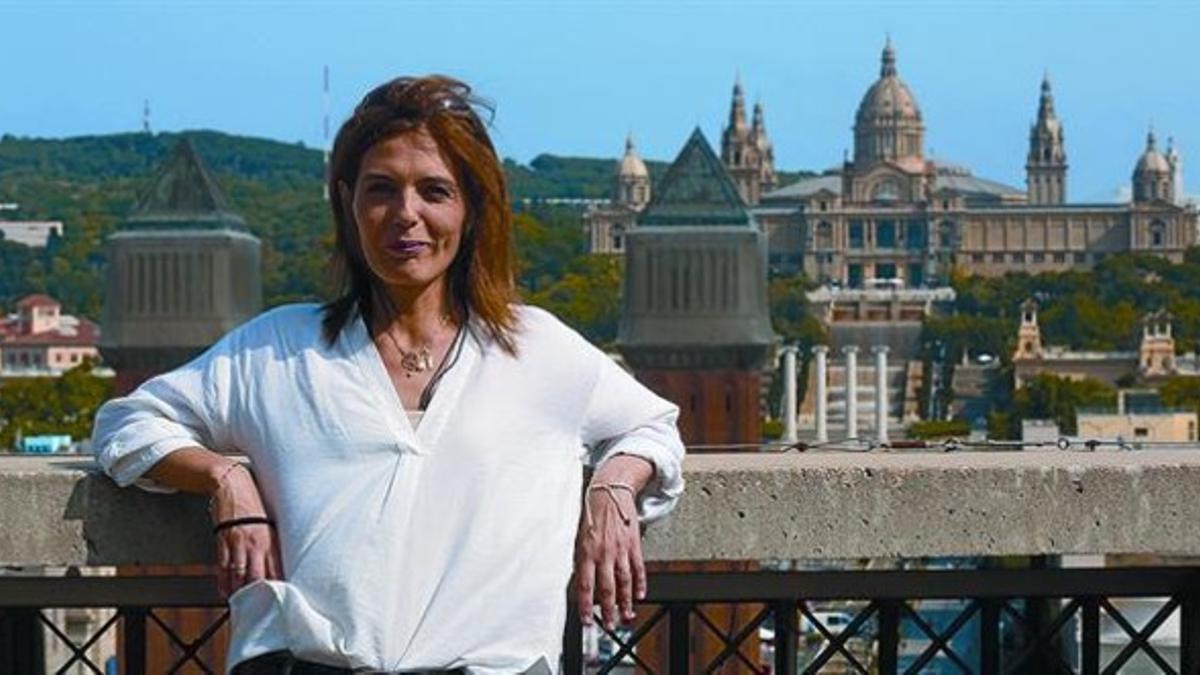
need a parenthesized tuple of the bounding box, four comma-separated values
(998, 374, 1116, 438)
(0, 360, 112, 449)
(527, 255, 622, 347)
(769, 274, 826, 349)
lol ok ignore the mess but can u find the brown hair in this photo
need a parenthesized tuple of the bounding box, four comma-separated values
(322, 75, 519, 354)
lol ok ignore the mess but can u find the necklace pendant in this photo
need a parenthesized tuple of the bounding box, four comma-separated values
(400, 351, 424, 374)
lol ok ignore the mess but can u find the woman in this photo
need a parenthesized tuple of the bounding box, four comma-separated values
(93, 75, 685, 674)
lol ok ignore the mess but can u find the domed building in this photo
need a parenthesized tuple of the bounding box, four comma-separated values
(584, 133, 652, 254)
(852, 37, 925, 173)
(751, 40, 1196, 286)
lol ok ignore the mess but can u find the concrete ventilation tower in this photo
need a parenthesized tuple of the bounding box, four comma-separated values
(1026, 74, 1067, 205)
(100, 138, 262, 395)
(620, 127, 773, 444)
(618, 128, 773, 672)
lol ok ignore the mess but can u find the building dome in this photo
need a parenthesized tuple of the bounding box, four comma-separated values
(617, 134, 649, 179)
(855, 44, 922, 127)
(1133, 128, 1176, 204)
(853, 39, 925, 167)
(1136, 130, 1171, 175)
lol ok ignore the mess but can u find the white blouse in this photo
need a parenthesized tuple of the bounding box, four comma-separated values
(92, 304, 685, 674)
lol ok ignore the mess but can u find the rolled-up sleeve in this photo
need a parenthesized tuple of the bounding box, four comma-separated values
(92, 337, 233, 491)
(581, 351, 685, 524)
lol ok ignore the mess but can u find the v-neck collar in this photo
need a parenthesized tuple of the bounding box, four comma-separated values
(347, 313, 481, 456)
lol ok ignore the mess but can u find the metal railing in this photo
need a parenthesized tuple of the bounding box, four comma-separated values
(5, 565, 1200, 674)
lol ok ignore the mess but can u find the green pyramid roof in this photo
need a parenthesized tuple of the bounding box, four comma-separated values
(123, 139, 246, 231)
(637, 127, 751, 227)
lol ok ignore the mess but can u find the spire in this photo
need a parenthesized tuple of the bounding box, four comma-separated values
(1147, 125, 1158, 151)
(1027, 73, 1067, 205)
(625, 131, 637, 156)
(752, 100, 764, 132)
(1038, 72, 1056, 120)
(729, 75, 747, 130)
(881, 35, 897, 77)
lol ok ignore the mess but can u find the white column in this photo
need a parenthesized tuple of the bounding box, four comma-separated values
(843, 345, 859, 440)
(873, 345, 890, 445)
(783, 346, 798, 444)
(813, 345, 829, 443)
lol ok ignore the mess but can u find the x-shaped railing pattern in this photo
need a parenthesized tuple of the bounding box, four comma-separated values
(4, 567, 1200, 674)
(2, 606, 229, 674)
(582, 593, 1192, 674)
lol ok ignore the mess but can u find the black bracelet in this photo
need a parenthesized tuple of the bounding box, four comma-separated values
(212, 516, 276, 534)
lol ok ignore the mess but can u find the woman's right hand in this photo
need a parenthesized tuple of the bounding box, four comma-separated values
(208, 464, 284, 599)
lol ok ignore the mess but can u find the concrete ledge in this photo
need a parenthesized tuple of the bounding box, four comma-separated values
(1, 451, 1198, 565)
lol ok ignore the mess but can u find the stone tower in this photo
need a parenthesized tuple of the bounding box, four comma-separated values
(614, 133, 651, 210)
(1139, 310, 1176, 377)
(1133, 128, 1175, 204)
(720, 77, 772, 205)
(100, 138, 262, 395)
(1014, 299, 1043, 361)
(1167, 137, 1184, 206)
(750, 100, 777, 196)
(853, 37, 925, 169)
(620, 126, 773, 444)
(618, 126, 773, 673)
(1026, 75, 1067, 205)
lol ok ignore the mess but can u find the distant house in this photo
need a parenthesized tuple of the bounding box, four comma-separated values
(0, 220, 63, 248)
(1076, 390, 1198, 445)
(19, 434, 73, 454)
(0, 294, 103, 376)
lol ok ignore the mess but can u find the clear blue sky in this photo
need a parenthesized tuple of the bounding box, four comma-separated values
(4, 1, 1198, 200)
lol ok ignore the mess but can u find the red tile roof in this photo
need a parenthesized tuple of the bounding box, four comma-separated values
(16, 293, 60, 310)
(0, 317, 99, 346)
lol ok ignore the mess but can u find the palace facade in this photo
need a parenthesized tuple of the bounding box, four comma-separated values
(588, 41, 1198, 287)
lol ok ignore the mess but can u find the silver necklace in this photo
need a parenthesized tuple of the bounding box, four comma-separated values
(382, 315, 450, 378)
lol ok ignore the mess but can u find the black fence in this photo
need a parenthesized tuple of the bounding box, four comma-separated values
(3, 566, 1199, 674)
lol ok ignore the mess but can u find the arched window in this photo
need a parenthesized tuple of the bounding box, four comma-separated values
(1149, 220, 1167, 248)
(871, 177, 901, 203)
(939, 220, 956, 249)
(816, 221, 834, 250)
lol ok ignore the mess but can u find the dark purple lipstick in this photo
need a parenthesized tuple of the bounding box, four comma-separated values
(386, 240, 428, 257)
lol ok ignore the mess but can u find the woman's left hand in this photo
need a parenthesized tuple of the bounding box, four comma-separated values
(574, 483, 645, 632)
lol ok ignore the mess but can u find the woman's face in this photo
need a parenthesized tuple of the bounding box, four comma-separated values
(348, 128, 467, 299)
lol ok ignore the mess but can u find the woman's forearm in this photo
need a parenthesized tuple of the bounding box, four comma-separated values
(142, 446, 237, 496)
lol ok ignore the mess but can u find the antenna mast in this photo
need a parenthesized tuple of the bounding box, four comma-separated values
(323, 65, 331, 201)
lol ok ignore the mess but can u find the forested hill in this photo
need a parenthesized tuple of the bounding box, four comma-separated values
(0, 131, 671, 200)
(0, 131, 321, 185)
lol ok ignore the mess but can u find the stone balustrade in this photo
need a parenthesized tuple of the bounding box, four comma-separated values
(3, 450, 1199, 566)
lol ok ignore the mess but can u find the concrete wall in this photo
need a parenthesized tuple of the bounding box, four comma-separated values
(3, 451, 1200, 565)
